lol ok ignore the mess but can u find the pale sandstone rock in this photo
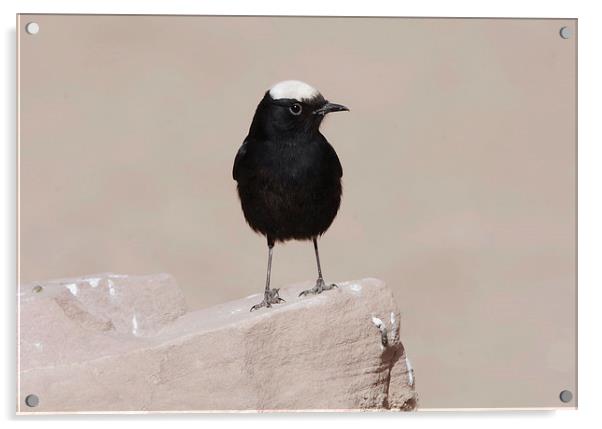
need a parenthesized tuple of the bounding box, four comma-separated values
(18, 274, 417, 413)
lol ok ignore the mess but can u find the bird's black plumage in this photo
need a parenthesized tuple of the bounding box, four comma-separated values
(234, 91, 344, 243)
(233, 81, 348, 311)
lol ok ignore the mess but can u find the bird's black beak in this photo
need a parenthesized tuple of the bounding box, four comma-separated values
(313, 102, 350, 116)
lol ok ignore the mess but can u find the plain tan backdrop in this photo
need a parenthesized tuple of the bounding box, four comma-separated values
(18, 15, 576, 409)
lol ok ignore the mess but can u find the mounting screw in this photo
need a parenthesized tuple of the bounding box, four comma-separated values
(25, 394, 39, 407)
(559, 26, 572, 39)
(559, 390, 573, 403)
(25, 22, 40, 35)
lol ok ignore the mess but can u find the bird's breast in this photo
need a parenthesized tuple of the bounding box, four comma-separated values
(258, 141, 329, 182)
(236, 139, 342, 241)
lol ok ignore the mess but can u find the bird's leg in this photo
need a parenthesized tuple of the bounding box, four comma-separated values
(250, 239, 285, 311)
(298, 237, 338, 297)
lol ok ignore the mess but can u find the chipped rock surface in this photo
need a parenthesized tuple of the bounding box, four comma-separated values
(19, 273, 417, 412)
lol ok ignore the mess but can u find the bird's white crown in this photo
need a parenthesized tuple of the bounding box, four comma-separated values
(269, 80, 320, 101)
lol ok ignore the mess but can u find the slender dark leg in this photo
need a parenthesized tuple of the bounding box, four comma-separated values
(250, 237, 285, 311)
(313, 237, 323, 280)
(265, 243, 273, 293)
(299, 237, 338, 297)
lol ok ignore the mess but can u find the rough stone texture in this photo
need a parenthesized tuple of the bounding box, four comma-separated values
(18, 274, 417, 413)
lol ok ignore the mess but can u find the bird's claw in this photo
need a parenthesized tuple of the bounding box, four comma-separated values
(250, 288, 285, 312)
(298, 278, 338, 297)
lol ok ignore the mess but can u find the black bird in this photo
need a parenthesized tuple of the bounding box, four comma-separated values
(233, 80, 349, 311)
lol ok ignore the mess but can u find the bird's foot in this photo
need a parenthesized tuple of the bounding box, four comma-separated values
(250, 288, 285, 312)
(298, 278, 338, 297)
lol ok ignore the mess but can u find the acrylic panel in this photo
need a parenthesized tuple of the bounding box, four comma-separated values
(17, 15, 577, 412)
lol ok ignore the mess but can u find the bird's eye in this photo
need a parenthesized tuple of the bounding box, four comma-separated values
(289, 103, 302, 116)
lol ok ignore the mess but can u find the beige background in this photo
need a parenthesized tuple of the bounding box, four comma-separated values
(18, 15, 576, 409)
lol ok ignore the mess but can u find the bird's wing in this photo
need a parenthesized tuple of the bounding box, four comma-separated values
(325, 141, 343, 178)
(232, 140, 249, 181)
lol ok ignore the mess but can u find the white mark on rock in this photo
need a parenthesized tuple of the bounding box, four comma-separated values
(132, 314, 139, 336)
(33, 342, 43, 351)
(107, 279, 116, 297)
(371, 316, 388, 349)
(405, 356, 414, 387)
(88, 277, 100, 288)
(65, 283, 78, 296)
(390, 312, 399, 343)
(348, 283, 363, 295)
